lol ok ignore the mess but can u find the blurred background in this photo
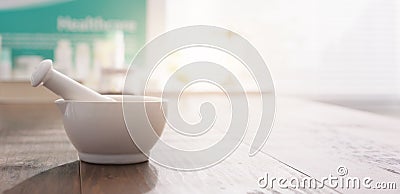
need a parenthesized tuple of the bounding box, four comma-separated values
(0, 0, 399, 117)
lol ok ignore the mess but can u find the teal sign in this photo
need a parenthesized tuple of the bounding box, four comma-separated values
(0, 0, 146, 68)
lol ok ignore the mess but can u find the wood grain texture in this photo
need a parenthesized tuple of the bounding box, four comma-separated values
(4, 161, 80, 194)
(80, 162, 158, 194)
(263, 98, 400, 194)
(1, 93, 398, 193)
(0, 103, 78, 193)
(78, 145, 337, 194)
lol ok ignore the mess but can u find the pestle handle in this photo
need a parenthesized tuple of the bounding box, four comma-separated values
(31, 59, 115, 101)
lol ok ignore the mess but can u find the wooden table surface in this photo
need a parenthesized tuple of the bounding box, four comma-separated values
(0, 93, 399, 193)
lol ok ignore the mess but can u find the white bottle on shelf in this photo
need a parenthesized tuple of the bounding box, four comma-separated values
(75, 42, 91, 82)
(54, 39, 73, 76)
(0, 47, 12, 80)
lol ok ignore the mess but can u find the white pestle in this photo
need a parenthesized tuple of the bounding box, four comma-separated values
(31, 59, 115, 101)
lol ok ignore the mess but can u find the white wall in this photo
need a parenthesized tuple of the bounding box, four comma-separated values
(163, 0, 400, 100)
